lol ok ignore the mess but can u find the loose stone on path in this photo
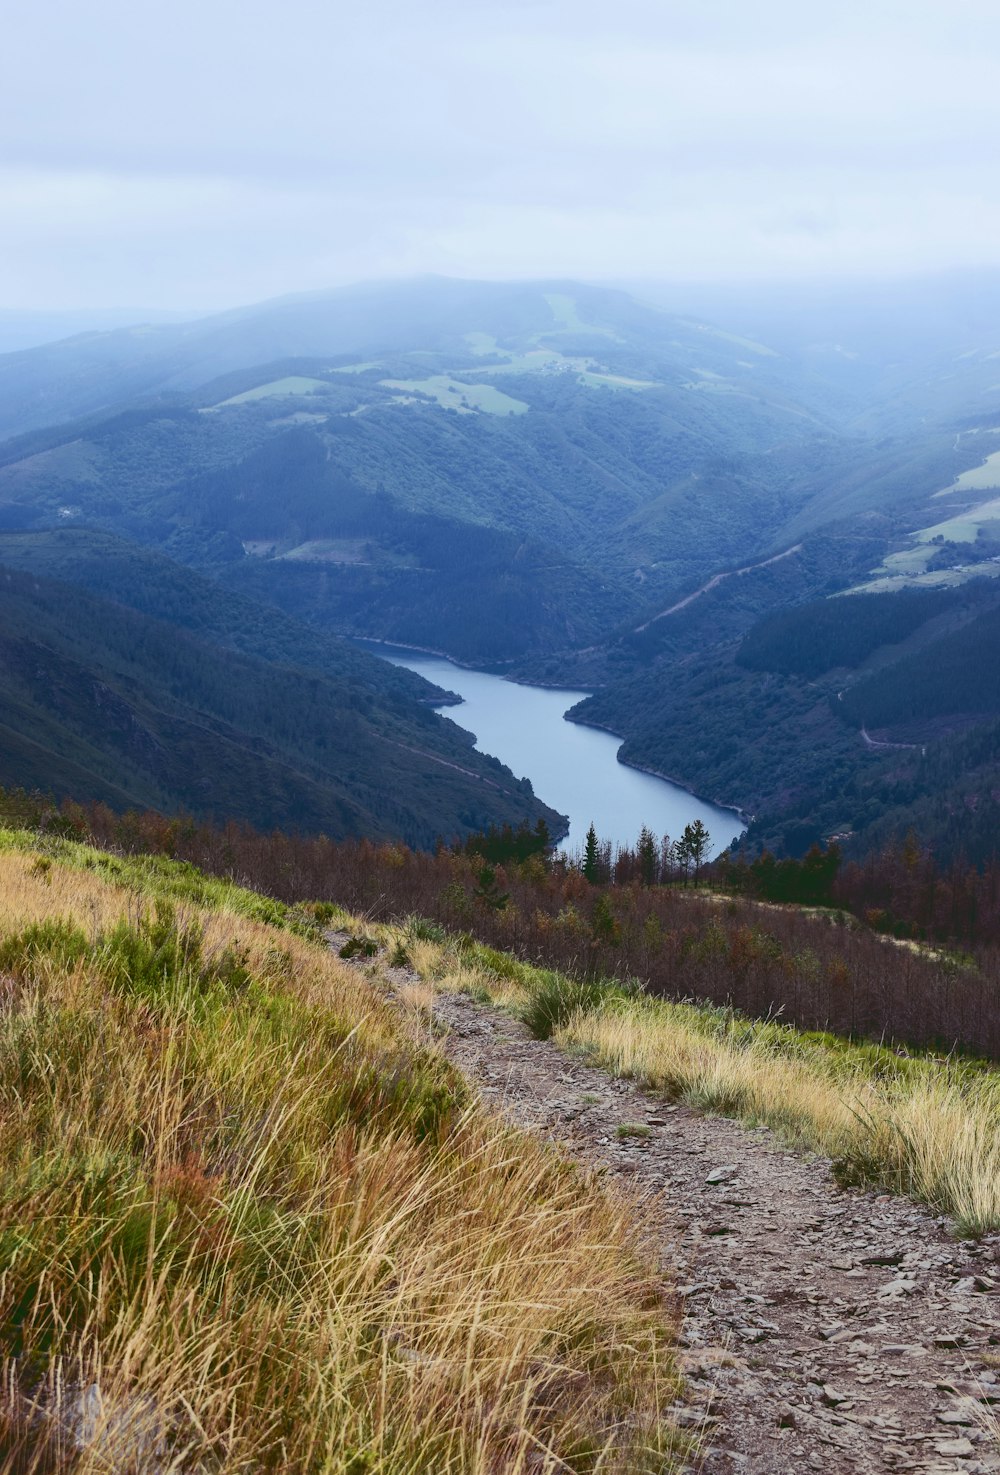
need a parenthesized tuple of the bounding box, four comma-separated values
(426, 988, 1000, 1475)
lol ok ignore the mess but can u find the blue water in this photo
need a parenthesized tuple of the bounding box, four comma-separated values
(368, 644, 744, 857)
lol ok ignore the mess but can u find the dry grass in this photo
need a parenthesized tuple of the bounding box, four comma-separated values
(393, 924, 1000, 1237)
(0, 851, 684, 1474)
(557, 1001, 1000, 1231)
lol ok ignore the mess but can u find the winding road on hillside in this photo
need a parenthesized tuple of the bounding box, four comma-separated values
(635, 544, 804, 633)
(429, 990, 1000, 1474)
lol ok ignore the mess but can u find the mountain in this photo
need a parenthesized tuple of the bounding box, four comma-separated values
(0, 276, 975, 667)
(0, 276, 832, 441)
(5, 274, 1000, 855)
(0, 546, 561, 846)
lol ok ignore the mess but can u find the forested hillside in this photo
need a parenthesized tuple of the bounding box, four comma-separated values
(3, 276, 1000, 854)
(0, 560, 560, 844)
(569, 577, 1000, 861)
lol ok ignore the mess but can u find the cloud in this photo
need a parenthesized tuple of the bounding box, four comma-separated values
(3, 0, 1000, 307)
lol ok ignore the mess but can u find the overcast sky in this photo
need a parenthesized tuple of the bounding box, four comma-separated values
(3, 0, 1000, 311)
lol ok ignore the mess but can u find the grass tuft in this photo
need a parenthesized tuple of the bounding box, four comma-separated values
(409, 928, 1000, 1235)
(0, 844, 684, 1473)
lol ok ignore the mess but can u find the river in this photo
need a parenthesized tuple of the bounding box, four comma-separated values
(366, 644, 744, 857)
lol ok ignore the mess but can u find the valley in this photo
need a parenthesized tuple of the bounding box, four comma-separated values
(14, 8, 1000, 1474)
(368, 643, 743, 851)
(2, 275, 1000, 858)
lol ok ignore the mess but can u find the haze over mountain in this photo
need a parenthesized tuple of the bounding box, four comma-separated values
(1, 273, 999, 854)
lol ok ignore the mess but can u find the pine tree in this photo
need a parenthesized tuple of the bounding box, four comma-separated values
(582, 823, 600, 884)
(677, 819, 711, 885)
(637, 826, 659, 886)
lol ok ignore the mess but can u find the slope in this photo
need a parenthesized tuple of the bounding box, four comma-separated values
(0, 561, 562, 845)
(567, 572, 1000, 860)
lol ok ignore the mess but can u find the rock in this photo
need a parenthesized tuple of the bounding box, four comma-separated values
(935, 1333, 969, 1349)
(860, 1248, 904, 1265)
(666, 1405, 716, 1429)
(937, 1404, 976, 1425)
(776, 1403, 797, 1428)
(880, 1276, 919, 1295)
(705, 1165, 738, 1185)
(934, 1437, 975, 1457)
(821, 1385, 849, 1405)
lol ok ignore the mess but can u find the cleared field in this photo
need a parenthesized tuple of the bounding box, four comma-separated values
(380, 374, 529, 415)
(852, 564, 1000, 594)
(212, 375, 329, 407)
(935, 447, 1000, 496)
(693, 323, 779, 358)
(579, 369, 660, 391)
(280, 537, 372, 564)
(326, 360, 382, 373)
(915, 494, 1000, 544)
(851, 487, 1000, 591)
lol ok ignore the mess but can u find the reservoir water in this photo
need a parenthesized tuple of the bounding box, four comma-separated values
(368, 644, 744, 856)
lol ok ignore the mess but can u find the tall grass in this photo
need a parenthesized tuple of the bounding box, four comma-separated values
(403, 926, 1000, 1237)
(0, 850, 683, 1474)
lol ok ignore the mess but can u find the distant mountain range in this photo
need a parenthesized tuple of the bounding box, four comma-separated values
(2, 274, 1000, 855)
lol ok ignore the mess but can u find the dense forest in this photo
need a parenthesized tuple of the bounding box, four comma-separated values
(0, 561, 560, 845)
(839, 601, 1000, 730)
(736, 586, 967, 678)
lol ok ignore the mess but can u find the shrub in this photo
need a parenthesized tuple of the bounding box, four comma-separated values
(520, 973, 622, 1041)
(339, 935, 379, 960)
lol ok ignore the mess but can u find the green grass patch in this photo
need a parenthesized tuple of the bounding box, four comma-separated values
(212, 375, 330, 407)
(616, 1122, 652, 1140)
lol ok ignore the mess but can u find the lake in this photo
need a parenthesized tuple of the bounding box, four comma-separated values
(366, 644, 744, 856)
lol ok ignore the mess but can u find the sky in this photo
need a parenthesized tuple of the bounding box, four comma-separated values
(3, 0, 1000, 311)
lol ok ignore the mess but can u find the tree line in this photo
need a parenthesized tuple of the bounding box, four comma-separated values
(10, 789, 1000, 1060)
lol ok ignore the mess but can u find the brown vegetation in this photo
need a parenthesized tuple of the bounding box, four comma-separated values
(21, 796, 1000, 1061)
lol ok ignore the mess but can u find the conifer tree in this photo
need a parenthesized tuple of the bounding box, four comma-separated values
(582, 823, 600, 884)
(637, 826, 658, 885)
(677, 819, 711, 884)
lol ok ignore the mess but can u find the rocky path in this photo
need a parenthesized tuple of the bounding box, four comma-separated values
(429, 989, 1000, 1475)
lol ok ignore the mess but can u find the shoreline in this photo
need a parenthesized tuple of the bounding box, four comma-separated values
(355, 635, 515, 673)
(368, 637, 751, 835)
(564, 712, 753, 827)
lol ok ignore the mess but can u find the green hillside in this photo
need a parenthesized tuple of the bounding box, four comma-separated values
(0, 837, 678, 1472)
(568, 574, 1000, 860)
(0, 559, 561, 845)
(4, 277, 1000, 855)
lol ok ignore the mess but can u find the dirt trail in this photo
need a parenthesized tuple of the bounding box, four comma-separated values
(635, 544, 803, 633)
(429, 989, 1000, 1475)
